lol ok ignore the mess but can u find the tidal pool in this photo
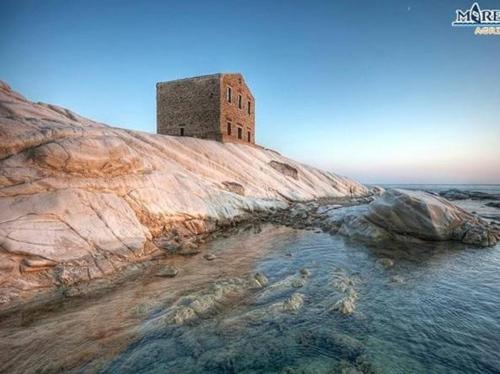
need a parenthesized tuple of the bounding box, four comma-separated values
(1, 224, 499, 373)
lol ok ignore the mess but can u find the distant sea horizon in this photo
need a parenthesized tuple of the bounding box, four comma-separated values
(373, 184, 500, 194)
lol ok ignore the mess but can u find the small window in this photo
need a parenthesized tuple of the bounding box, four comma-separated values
(247, 131, 251, 142)
(180, 128, 185, 136)
(226, 86, 232, 103)
(247, 101, 251, 115)
(238, 127, 242, 139)
(227, 122, 232, 136)
(238, 94, 242, 109)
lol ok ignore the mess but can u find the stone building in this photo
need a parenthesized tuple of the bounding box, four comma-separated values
(156, 73, 255, 144)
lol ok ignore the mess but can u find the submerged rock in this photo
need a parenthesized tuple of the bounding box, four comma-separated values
(173, 307, 196, 325)
(299, 267, 311, 277)
(156, 265, 179, 278)
(376, 258, 394, 269)
(390, 275, 405, 284)
(291, 277, 306, 288)
(331, 269, 359, 316)
(331, 291, 358, 316)
(282, 293, 304, 312)
(251, 272, 269, 288)
(203, 253, 216, 261)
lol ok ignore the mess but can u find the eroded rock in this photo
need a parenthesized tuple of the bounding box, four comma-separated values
(330, 189, 499, 247)
(269, 160, 299, 180)
(0, 81, 368, 308)
(222, 181, 245, 196)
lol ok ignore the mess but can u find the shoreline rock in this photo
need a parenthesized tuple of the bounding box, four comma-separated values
(0, 80, 369, 310)
(323, 189, 499, 248)
(439, 189, 500, 201)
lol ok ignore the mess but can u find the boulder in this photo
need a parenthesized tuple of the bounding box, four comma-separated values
(364, 189, 498, 247)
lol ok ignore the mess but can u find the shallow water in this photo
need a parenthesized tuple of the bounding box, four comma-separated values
(1, 224, 500, 373)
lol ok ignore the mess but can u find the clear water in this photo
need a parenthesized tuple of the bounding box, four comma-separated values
(1, 185, 500, 374)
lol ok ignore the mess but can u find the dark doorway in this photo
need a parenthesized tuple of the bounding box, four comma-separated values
(247, 131, 251, 142)
(238, 127, 242, 139)
(227, 122, 232, 136)
(180, 128, 185, 136)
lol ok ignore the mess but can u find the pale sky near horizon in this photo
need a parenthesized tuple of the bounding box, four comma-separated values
(1, 0, 499, 184)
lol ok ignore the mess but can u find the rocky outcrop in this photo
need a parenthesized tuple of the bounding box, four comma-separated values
(269, 160, 299, 180)
(0, 81, 368, 309)
(222, 181, 245, 196)
(439, 189, 500, 201)
(326, 189, 499, 247)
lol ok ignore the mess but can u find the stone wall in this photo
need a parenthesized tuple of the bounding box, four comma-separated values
(156, 73, 255, 145)
(219, 74, 255, 145)
(156, 74, 221, 140)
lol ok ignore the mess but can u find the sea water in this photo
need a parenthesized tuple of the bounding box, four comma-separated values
(1, 185, 499, 374)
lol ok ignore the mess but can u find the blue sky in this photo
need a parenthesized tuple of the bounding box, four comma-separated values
(1, 0, 499, 184)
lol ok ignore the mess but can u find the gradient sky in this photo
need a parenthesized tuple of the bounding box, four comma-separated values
(1, 0, 499, 184)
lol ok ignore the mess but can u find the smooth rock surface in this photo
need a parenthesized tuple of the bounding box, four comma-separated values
(0, 81, 367, 307)
(327, 189, 499, 247)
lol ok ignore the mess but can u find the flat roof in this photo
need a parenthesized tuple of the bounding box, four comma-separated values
(157, 73, 242, 86)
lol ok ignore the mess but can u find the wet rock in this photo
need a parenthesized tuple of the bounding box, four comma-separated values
(332, 274, 356, 293)
(283, 293, 304, 312)
(486, 202, 500, 208)
(178, 241, 201, 256)
(156, 238, 182, 253)
(173, 307, 196, 325)
(251, 272, 269, 288)
(291, 277, 306, 288)
(337, 189, 500, 247)
(439, 189, 500, 201)
(331, 269, 358, 316)
(300, 267, 311, 277)
(331, 294, 357, 316)
(438, 189, 470, 200)
(355, 354, 379, 374)
(203, 253, 216, 261)
(296, 328, 364, 362)
(390, 275, 405, 284)
(156, 265, 178, 277)
(370, 185, 385, 196)
(317, 204, 343, 214)
(376, 258, 394, 268)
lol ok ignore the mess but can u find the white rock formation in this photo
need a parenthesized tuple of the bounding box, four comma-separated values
(0, 81, 368, 306)
(327, 189, 498, 247)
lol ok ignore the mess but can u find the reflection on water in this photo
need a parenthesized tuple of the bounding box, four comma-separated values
(1, 224, 500, 373)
